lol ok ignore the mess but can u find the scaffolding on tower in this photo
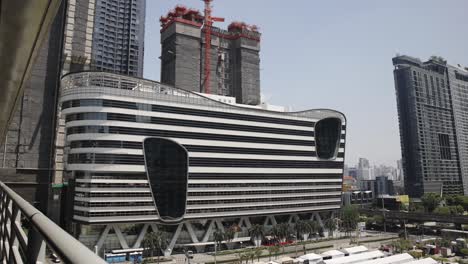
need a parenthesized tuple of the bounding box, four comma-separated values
(202, 0, 224, 94)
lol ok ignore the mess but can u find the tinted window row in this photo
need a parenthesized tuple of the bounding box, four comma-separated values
(74, 210, 156, 217)
(186, 201, 340, 214)
(67, 126, 315, 146)
(75, 192, 151, 197)
(70, 140, 323, 156)
(62, 99, 316, 127)
(188, 188, 342, 196)
(75, 201, 154, 207)
(189, 173, 343, 179)
(66, 112, 314, 137)
(68, 153, 344, 168)
(187, 195, 342, 205)
(188, 182, 340, 188)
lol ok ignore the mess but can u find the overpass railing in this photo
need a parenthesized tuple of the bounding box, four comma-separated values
(0, 182, 106, 263)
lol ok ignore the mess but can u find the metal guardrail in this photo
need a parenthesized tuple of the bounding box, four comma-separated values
(0, 182, 107, 263)
(60, 71, 345, 121)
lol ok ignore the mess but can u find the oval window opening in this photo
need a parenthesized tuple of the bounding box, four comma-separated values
(315, 118, 342, 159)
(143, 137, 188, 222)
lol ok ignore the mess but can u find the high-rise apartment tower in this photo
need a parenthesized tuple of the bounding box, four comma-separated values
(63, 0, 146, 76)
(160, 6, 261, 105)
(393, 55, 468, 197)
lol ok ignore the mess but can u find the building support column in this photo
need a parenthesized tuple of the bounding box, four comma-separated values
(133, 224, 150, 248)
(112, 224, 129, 249)
(95, 225, 112, 255)
(165, 223, 183, 256)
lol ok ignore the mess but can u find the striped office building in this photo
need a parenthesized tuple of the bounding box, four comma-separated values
(60, 71, 346, 253)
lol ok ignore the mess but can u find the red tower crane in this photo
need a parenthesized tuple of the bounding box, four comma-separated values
(202, 0, 224, 94)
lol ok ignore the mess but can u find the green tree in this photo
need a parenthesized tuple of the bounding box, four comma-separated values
(392, 239, 411, 253)
(408, 250, 422, 259)
(421, 193, 442, 213)
(294, 220, 310, 241)
(248, 224, 265, 247)
(461, 248, 468, 256)
(142, 231, 168, 264)
(272, 223, 290, 253)
(409, 202, 424, 213)
(225, 226, 237, 249)
(341, 205, 360, 238)
(324, 218, 338, 238)
(213, 228, 224, 263)
(307, 220, 320, 240)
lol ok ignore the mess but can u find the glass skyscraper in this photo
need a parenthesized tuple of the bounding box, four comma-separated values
(393, 55, 468, 197)
(63, 0, 146, 77)
(92, 0, 145, 77)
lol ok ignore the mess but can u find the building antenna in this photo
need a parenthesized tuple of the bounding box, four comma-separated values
(202, 0, 224, 94)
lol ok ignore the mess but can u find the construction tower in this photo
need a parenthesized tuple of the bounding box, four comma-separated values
(159, 3, 261, 105)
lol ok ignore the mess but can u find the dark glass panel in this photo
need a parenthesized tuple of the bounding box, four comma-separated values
(315, 118, 342, 159)
(143, 137, 188, 222)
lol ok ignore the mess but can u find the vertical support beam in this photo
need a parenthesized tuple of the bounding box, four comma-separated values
(314, 212, 324, 229)
(95, 225, 112, 254)
(165, 223, 183, 256)
(133, 224, 149, 248)
(112, 224, 129, 249)
(149, 223, 159, 233)
(287, 214, 299, 225)
(214, 219, 224, 231)
(243, 217, 252, 229)
(185, 221, 200, 243)
(0, 191, 5, 259)
(201, 220, 215, 242)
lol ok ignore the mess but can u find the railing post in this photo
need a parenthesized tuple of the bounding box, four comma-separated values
(0, 190, 4, 260)
(26, 228, 46, 264)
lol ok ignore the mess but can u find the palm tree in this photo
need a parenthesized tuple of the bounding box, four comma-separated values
(248, 224, 265, 247)
(272, 223, 289, 253)
(294, 220, 310, 242)
(142, 230, 168, 264)
(324, 218, 338, 238)
(213, 229, 224, 264)
(225, 226, 236, 249)
(341, 205, 360, 239)
(307, 220, 320, 241)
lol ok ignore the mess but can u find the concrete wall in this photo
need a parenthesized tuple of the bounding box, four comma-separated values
(0, 0, 66, 211)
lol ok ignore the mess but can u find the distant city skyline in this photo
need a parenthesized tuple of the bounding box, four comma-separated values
(143, 0, 468, 166)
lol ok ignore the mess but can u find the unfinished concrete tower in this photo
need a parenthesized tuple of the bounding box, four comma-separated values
(160, 5, 261, 105)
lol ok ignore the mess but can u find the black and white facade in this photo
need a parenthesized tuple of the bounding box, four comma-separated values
(61, 71, 346, 254)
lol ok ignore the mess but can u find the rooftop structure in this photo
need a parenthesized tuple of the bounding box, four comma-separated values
(321, 250, 384, 264)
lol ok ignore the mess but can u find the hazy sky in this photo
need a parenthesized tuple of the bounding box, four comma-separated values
(143, 0, 468, 167)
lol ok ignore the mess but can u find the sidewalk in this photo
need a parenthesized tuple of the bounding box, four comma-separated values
(172, 233, 398, 264)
